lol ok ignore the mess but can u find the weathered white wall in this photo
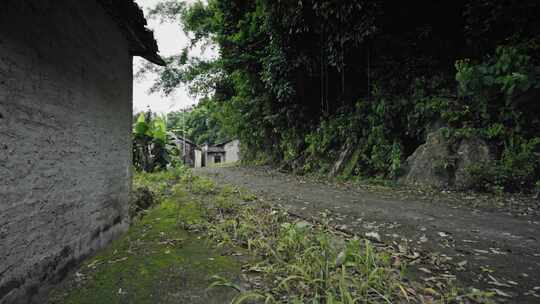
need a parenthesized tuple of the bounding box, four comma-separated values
(224, 140, 240, 163)
(0, 1, 133, 303)
(194, 149, 202, 168)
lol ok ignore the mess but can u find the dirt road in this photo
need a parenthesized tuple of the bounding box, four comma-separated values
(196, 166, 540, 303)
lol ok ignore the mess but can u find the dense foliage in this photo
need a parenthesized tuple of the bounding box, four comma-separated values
(145, 0, 540, 192)
(132, 111, 170, 172)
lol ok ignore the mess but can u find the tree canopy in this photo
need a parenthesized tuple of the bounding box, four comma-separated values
(166, 98, 229, 145)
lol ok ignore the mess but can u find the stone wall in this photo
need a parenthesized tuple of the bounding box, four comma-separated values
(0, 1, 133, 302)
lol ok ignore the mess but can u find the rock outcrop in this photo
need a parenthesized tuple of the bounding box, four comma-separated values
(399, 129, 453, 188)
(400, 129, 492, 189)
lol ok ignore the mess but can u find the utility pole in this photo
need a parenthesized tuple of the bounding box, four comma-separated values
(182, 107, 186, 165)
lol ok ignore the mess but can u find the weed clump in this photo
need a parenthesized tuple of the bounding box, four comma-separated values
(129, 187, 156, 219)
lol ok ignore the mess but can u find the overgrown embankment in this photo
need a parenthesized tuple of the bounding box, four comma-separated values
(49, 168, 494, 303)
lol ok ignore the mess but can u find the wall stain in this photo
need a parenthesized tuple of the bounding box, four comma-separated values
(0, 278, 24, 300)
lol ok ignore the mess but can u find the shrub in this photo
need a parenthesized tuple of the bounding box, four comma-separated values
(129, 187, 156, 219)
(466, 136, 540, 192)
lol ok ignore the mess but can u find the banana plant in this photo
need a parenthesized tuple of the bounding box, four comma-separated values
(133, 111, 171, 172)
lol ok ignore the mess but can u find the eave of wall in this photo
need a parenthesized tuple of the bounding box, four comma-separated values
(97, 0, 166, 66)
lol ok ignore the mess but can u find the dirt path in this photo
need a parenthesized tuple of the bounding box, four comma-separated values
(196, 166, 540, 303)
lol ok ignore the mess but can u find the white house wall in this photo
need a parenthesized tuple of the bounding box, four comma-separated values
(223, 140, 240, 163)
(194, 150, 202, 168)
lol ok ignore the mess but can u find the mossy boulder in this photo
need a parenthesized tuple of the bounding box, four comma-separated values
(399, 129, 453, 188)
(400, 129, 493, 189)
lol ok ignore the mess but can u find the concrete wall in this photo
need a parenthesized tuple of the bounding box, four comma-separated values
(224, 140, 240, 163)
(0, 1, 133, 302)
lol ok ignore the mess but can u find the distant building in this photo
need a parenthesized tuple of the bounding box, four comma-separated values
(202, 143, 225, 166)
(199, 139, 240, 167)
(220, 139, 241, 163)
(167, 132, 198, 167)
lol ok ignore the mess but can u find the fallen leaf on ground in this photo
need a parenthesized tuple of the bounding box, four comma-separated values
(108, 257, 128, 264)
(480, 266, 494, 273)
(491, 288, 512, 298)
(87, 260, 100, 269)
(473, 249, 490, 254)
(365, 231, 381, 242)
(487, 274, 512, 287)
(489, 248, 506, 255)
(295, 221, 311, 229)
(335, 251, 346, 266)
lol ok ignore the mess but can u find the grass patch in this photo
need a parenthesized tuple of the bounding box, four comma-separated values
(208, 161, 240, 168)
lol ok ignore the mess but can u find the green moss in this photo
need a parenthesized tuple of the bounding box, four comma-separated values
(174, 200, 206, 226)
(239, 192, 257, 202)
(191, 176, 217, 194)
(49, 198, 241, 304)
